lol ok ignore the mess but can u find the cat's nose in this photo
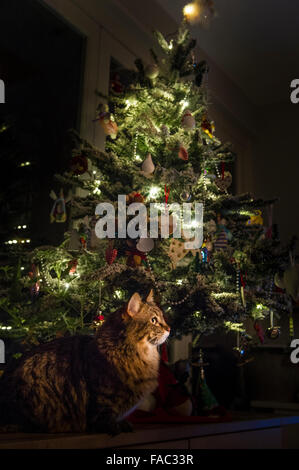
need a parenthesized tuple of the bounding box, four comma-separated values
(166, 325, 171, 332)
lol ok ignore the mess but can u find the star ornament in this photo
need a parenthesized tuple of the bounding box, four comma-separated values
(167, 234, 202, 269)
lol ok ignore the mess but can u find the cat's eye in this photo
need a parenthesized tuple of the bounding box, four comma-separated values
(151, 317, 157, 324)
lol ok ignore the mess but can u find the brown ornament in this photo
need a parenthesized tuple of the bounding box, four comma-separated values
(215, 171, 232, 191)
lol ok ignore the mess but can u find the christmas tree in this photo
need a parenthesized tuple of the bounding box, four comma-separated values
(0, 22, 295, 352)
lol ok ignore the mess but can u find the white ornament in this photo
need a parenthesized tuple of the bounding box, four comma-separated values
(136, 238, 154, 253)
(141, 153, 155, 176)
(181, 109, 196, 130)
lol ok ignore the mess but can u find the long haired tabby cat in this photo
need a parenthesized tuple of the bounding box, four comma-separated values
(0, 290, 170, 434)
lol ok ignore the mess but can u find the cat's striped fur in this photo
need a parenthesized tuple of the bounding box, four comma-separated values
(0, 290, 170, 434)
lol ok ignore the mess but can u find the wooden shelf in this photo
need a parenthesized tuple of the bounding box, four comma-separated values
(0, 414, 299, 449)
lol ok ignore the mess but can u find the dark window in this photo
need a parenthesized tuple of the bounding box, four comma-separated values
(0, 0, 85, 248)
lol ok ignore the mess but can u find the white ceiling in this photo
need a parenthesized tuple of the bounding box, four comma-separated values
(156, 0, 299, 105)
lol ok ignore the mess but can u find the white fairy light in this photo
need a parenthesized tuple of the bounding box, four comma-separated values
(180, 99, 189, 109)
(149, 186, 161, 199)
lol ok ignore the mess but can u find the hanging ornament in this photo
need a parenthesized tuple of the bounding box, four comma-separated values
(246, 209, 263, 226)
(233, 331, 254, 366)
(96, 104, 118, 139)
(50, 189, 68, 223)
(141, 153, 155, 177)
(254, 320, 265, 344)
(201, 114, 215, 138)
(167, 235, 201, 269)
(68, 259, 78, 275)
(105, 241, 118, 265)
(110, 73, 124, 94)
(240, 272, 246, 308)
(136, 238, 154, 253)
(214, 216, 232, 251)
(215, 171, 232, 192)
(178, 145, 189, 161)
(126, 247, 147, 267)
(79, 233, 87, 249)
(79, 216, 91, 250)
(214, 230, 228, 251)
(126, 191, 146, 204)
(28, 263, 40, 297)
(69, 154, 88, 175)
(180, 190, 192, 202)
(200, 243, 209, 263)
(145, 63, 159, 79)
(266, 310, 281, 340)
(181, 109, 196, 130)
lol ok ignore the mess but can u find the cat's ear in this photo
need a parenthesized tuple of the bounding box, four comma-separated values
(127, 292, 142, 317)
(146, 289, 155, 304)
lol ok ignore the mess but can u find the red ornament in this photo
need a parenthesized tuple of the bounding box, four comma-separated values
(110, 73, 124, 94)
(178, 145, 189, 161)
(68, 259, 78, 275)
(106, 246, 118, 265)
(254, 320, 265, 344)
(69, 154, 88, 175)
(126, 191, 145, 204)
(80, 235, 87, 249)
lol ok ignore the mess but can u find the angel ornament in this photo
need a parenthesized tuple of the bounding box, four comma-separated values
(50, 189, 72, 223)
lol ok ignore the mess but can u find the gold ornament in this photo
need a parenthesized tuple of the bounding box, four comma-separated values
(246, 210, 263, 226)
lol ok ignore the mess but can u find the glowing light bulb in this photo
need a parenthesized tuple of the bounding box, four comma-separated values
(114, 290, 122, 299)
(183, 2, 200, 21)
(135, 154, 142, 162)
(149, 186, 160, 199)
(180, 99, 189, 108)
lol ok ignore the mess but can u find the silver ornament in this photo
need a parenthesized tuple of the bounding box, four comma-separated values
(180, 191, 192, 201)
